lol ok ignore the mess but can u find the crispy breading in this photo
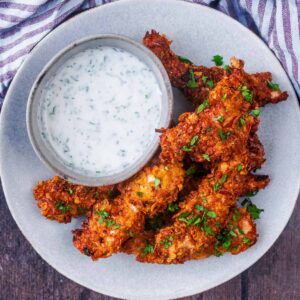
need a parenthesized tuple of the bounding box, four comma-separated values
(33, 176, 115, 223)
(72, 162, 185, 260)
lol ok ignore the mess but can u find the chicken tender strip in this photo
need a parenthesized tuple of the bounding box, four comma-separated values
(159, 57, 288, 164)
(122, 207, 257, 259)
(33, 176, 115, 223)
(143, 30, 288, 107)
(72, 162, 185, 260)
(135, 142, 269, 264)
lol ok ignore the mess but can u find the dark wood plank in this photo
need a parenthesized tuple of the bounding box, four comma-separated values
(0, 182, 299, 300)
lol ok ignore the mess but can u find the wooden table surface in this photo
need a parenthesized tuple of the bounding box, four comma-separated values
(0, 182, 299, 300)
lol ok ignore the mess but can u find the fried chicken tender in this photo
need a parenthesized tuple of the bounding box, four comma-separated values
(72, 162, 185, 260)
(144, 30, 288, 107)
(159, 57, 288, 164)
(33, 176, 115, 223)
(143, 30, 224, 106)
(122, 207, 257, 259)
(135, 140, 269, 264)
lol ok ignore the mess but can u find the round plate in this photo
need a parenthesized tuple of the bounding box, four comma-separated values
(0, 0, 300, 299)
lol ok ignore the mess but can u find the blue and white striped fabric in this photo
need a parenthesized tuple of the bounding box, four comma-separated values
(0, 0, 299, 106)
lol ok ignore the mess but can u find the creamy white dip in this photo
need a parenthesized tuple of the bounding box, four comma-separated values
(39, 46, 162, 176)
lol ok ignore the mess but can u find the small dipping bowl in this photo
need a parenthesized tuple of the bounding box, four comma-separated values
(27, 34, 173, 186)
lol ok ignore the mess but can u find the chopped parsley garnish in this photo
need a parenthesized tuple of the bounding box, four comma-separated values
(126, 230, 134, 238)
(207, 211, 217, 218)
(108, 189, 115, 198)
(241, 198, 264, 220)
(56, 201, 70, 214)
(267, 80, 280, 91)
(195, 204, 204, 211)
(223, 64, 230, 70)
(222, 93, 227, 102)
(246, 190, 259, 197)
(201, 153, 211, 161)
(239, 117, 245, 127)
(94, 191, 99, 198)
(206, 127, 212, 132)
(240, 85, 253, 102)
(113, 223, 121, 230)
(203, 224, 214, 236)
(67, 188, 74, 195)
(220, 174, 228, 184)
(202, 75, 208, 83)
(218, 129, 231, 142)
(197, 99, 209, 113)
(97, 210, 109, 223)
(187, 69, 198, 88)
(142, 242, 154, 257)
(182, 145, 192, 152)
(216, 115, 224, 123)
(106, 219, 116, 227)
(190, 135, 199, 146)
(136, 191, 143, 197)
(212, 54, 223, 66)
(243, 237, 251, 245)
(185, 166, 196, 176)
(213, 183, 221, 192)
(77, 207, 84, 215)
(207, 80, 214, 88)
(178, 55, 193, 65)
(154, 177, 161, 188)
(168, 203, 179, 212)
(160, 235, 173, 249)
(251, 109, 260, 117)
(237, 164, 243, 171)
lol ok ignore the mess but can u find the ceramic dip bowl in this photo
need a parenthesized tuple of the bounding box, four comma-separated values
(27, 34, 173, 186)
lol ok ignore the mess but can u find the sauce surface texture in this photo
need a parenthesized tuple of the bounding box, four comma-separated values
(40, 46, 162, 176)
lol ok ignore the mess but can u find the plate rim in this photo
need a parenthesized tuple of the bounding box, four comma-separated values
(0, 0, 300, 299)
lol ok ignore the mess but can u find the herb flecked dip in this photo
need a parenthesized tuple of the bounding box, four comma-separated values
(39, 46, 162, 176)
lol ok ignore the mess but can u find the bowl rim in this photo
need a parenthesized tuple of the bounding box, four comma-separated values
(26, 33, 173, 186)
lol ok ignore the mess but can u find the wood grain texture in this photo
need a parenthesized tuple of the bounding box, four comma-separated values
(0, 181, 299, 300)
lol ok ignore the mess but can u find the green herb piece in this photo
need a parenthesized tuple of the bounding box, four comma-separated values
(207, 80, 214, 88)
(160, 235, 173, 249)
(229, 230, 237, 237)
(97, 210, 109, 224)
(67, 188, 74, 195)
(220, 174, 228, 184)
(214, 244, 223, 257)
(243, 237, 251, 245)
(246, 190, 259, 197)
(93, 191, 99, 199)
(178, 212, 191, 223)
(190, 135, 199, 146)
(237, 164, 243, 171)
(55, 201, 70, 214)
(212, 54, 223, 66)
(203, 224, 214, 236)
(202, 197, 208, 203)
(267, 80, 280, 91)
(223, 64, 230, 70)
(251, 109, 260, 117)
(182, 145, 192, 152)
(213, 183, 221, 192)
(197, 99, 209, 113)
(108, 190, 115, 198)
(207, 211, 217, 218)
(195, 204, 204, 211)
(77, 207, 84, 215)
(154, 177, 161, 188)
(187, 69, 198, 88)
(202, 153, 211, 161)
(142, 242, 154, 257)
(222, 93, 227, 102)
(240, 85, 253, 102)
(178, 55, 193, 65)
(218, 129, 230, 142)
(216, 115, 224, 123)
(202, 75, 208, 83)
(113, 223, 121, 230)
(206, 127, 212, 132)
(241, 198, 264, 220)
(168, 203, 179, 212)
(136, 191, 143, 197)
(106, 219, 116, 227)
(239, 117, 245, 127)
(222, 239, 231, 250)
(127, 230, 134, 238)
(185, 166, 196, 176)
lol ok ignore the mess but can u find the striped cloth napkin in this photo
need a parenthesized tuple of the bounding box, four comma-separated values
(0, 0, 299, 106)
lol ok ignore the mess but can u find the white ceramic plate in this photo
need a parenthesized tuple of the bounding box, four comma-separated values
(0, 0, 300, 299)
